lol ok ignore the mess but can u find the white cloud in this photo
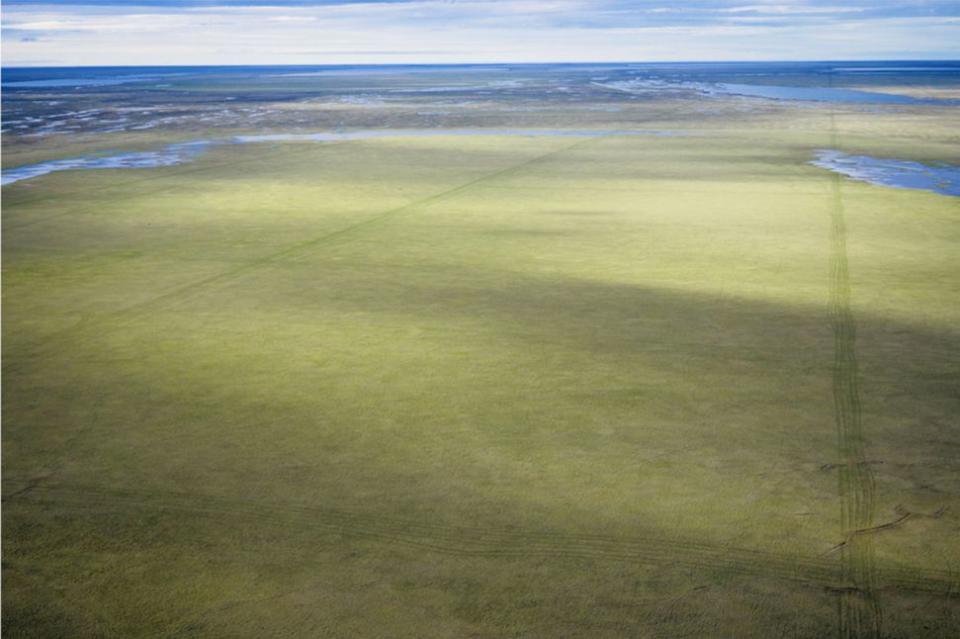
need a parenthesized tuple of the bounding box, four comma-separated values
(2, 1, 957, 65)
(721, 4, 864, 14)
(10, 15, 188, 32)
(267, 15, 318, 22)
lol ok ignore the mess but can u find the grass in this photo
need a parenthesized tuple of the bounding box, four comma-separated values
(3, 109, 960, 637)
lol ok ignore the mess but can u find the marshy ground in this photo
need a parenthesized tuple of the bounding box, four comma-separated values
(3, 63, 959, 638)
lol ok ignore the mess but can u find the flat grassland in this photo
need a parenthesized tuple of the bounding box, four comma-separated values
(3, 95, 960, 637)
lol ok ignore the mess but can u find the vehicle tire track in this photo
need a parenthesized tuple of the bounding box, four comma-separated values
(6, 481, 958, 595)
(827, 113, 882, 639)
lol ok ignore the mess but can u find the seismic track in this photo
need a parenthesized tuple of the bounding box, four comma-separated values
(5, 481, 959, 596)
(2, 135, 598, 373)
(827, 115, 882, 639)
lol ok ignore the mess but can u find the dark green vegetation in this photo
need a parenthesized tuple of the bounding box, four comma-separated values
(3, 66, 960, 638)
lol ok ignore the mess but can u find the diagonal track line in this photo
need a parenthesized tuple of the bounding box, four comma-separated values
(3, 135, 599, 372)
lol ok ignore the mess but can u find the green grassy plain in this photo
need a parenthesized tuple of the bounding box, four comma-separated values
(3, 100, 960, 637)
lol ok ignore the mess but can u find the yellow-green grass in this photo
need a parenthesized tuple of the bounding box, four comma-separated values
(3, 117, 959, 637)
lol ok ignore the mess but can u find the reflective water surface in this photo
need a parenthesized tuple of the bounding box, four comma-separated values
(1, 141, 211, 186)
(811, 150, 960, 196)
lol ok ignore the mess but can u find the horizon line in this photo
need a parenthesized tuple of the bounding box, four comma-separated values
(5, 59, 960, 70)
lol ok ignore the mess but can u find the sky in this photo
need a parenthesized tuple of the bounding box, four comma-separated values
(2, 0, 959, 66)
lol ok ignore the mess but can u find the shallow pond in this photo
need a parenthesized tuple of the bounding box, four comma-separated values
(1, 141, 211, 186)
(706, 83, 946, 104)
(232, 128, 680, 143)
(595, 78, 957, 105)
(811, 150, 960, 196)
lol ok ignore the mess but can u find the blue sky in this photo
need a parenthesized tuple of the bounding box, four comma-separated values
(3, 1, 959, 66)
